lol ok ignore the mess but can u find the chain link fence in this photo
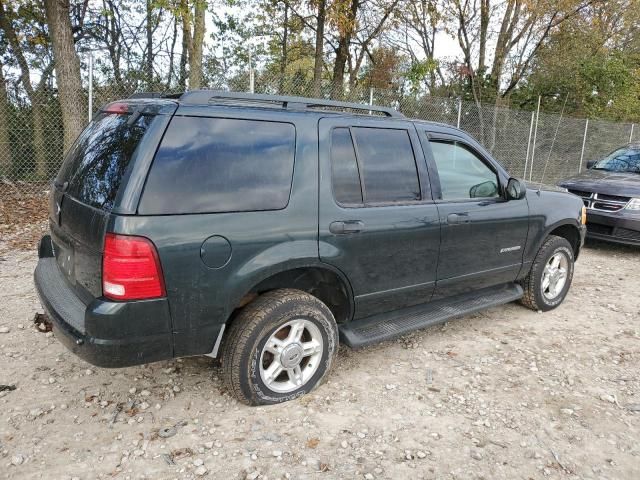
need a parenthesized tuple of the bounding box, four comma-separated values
(1, 69, 638, 210)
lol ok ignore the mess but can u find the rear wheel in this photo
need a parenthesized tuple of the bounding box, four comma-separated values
(221, 289, 338, 405)
(520, 235, 575, 311)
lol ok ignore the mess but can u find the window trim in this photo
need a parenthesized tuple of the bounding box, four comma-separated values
(329, 124, 426, 208)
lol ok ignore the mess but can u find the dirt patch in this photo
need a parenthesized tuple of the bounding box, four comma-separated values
(0, 240, 639, 479)
(0, 183, 48, 253)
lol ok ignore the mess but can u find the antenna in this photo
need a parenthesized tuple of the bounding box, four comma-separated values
(538, 93, 569, 189)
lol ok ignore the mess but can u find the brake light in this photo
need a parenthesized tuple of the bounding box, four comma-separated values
(103, 102, 130, 114)
(102, 233, 166, 301)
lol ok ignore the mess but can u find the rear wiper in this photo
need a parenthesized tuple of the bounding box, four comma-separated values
(127, 106, 144, 126)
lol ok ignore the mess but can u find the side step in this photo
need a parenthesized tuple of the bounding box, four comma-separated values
(339, 283, 523, 348)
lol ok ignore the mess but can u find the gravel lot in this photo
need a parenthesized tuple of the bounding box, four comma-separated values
(0, 240, 639, 480)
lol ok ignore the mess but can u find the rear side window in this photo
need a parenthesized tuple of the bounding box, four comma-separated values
(329, 126, 421, 206)
(352, 127, 420, 203)
(57, 112, 153, 210)
(139, 117, 296, 215)
(330, 128, 363, 204)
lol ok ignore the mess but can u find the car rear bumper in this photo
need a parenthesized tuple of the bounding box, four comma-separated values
(585, 210, 640, 246)
(34, 235, 174, 368)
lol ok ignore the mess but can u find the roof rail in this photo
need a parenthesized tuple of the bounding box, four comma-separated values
(128, 92, 164, 99)
(177, 90, 404, 118)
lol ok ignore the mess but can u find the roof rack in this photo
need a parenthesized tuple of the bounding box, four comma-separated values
(176, 90, 404, 118)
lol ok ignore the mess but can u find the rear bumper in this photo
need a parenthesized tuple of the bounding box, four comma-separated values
(34, 235, 174, 368)
(585, 210, 640, 246)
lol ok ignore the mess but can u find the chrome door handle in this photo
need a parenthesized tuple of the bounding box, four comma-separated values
(329, 220, 365, 234)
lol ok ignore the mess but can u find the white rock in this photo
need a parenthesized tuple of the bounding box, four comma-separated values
(416, 451, 427, 459)
(364, 474, 374, 480)
(194, 465, 207, 476)
(11, 454, 24, 465)
(193, 458, 204, 466)
(0, 326, 9, 333)
(272, 450, 283, 457)
(204, 441, 214, 449)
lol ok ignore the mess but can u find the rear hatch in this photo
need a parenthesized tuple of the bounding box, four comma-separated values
(49, 100, 176, 302)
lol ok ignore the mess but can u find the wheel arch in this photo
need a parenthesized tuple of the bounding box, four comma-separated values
(227, 262, 355, 327)
(546, 222, 582, 259)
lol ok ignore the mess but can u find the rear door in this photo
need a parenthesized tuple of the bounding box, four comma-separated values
(318, 117, 441, 319)
(50, 102, 174, 301)
(419, 130, 529, 299)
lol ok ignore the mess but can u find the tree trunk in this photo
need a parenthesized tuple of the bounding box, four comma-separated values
(279, 2, 288, 93)
(0, 61, 11, 175)
(331, 0, 359, 99)
(0, 1, 49, 177)
(312, 0, 326, 97)
(188, 0, 206, 89)
(478, 0, 489, 72)
(44, 0, 86, 154)
(146, 0, 154, 85)
(179, 0, 190, 89)
(167, 14, 178, 88)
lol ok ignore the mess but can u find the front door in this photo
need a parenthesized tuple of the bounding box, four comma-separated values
(318, 117, 441, 319)
(420, 131, 530, 299)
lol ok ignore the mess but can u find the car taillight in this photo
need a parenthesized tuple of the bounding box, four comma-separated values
(102, 233, 166, 301)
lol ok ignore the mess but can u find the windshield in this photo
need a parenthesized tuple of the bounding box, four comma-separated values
(56, 111, 154, 210)
(593, 147, 640, 173)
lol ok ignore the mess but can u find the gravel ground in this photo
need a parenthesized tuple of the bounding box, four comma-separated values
(0, 240, 639, 480)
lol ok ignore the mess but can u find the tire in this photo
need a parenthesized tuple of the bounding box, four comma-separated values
(220, 289, 338, 405)
(520, 235, 575, 311)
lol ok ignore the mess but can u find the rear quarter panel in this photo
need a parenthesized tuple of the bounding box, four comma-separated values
(108, 109, 321, 356)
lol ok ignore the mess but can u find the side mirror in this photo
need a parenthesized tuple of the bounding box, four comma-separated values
(469, 180, 499, 198)
(586, 160, 597, 169)
(506, 178, 526, 200)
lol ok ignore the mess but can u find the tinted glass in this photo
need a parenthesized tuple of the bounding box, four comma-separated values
(331, 128, 363, 204)
(57, 112, 153, 210)
(430, 141, 499, 200)
(594, 147, 640, 173)
(352, 127, 420, 203)
(140, 117, 295, 214)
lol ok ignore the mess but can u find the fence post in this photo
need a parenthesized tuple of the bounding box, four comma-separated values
(88, 51, 93, 122)
(248, 47, 254, 94)
(529, 95, 541, 182)
(524, 111, 535, 177)
(630, 123, 635, 143)
(579, 119, 589, 173)
(456, 98, 462, 128)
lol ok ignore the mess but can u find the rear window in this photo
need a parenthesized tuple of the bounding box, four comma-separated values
(56, 112, 153, 210)
(139, 116, 296, 215)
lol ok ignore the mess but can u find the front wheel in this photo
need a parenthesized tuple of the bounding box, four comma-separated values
(221, 289, 338, 405)
(520, 235, 575, 311)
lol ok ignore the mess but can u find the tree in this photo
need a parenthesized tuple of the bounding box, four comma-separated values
(0, 57, 10, 175)
(0, 0, 53, 178)
(44, 0, 85, 153)
(179, 0, 206, 89)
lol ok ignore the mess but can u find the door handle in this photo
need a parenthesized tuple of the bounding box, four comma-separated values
(329, 220, 364, 234)
(447, 213, 471, 224)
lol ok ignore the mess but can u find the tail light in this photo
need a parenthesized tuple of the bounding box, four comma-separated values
(102, 233, 166, 301)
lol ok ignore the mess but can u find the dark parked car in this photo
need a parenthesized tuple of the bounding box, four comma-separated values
(559, 143, 640, 245)
(35, 91, 586, 405)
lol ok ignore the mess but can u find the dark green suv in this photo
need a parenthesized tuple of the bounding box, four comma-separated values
(35, 91, 586, 405)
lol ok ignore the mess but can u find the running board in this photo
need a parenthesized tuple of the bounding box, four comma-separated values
(339, 283, 523, 348)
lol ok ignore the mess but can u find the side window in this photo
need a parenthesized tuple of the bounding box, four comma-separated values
(139, 117, 296, 214)
(330, 128, 363, 204)
(352, 127, 420, 203)
(429, 140, 499, 200)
